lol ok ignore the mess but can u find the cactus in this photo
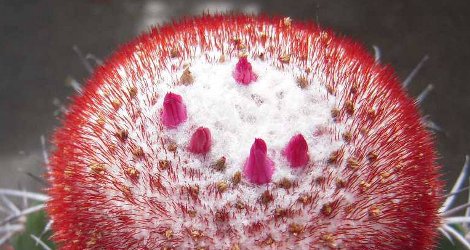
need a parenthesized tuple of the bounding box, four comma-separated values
(44, 14, 445, 249)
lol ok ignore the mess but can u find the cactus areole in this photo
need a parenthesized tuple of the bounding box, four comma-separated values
(47, 14, 442, 249)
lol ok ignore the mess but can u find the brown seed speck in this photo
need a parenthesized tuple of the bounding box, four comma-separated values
(345, 101, 355, 115)
(380, 172, 391, 183)
(297, 76, 309, 89)
(128, 86, 137, 98)
(114, 129, 128, 142)
(288, 223, 304, 236)
(320, 31, 330, 40)
(231, 243, 241, 250)
(213, 156, 226, 171)
(232, 171, 241, 185)
(159, 160, 170, 170)
(342, 132, 352, 143)
(274, 208, 288, 219)
(321, 203, 333, 216)
(219, 54, 226, 63)
(118, 184, 132, 199)
(279, 54, 291, 64)
(188, 185, 200, 198)
(262, 235, 275, 246)
(283, 17, 292, 27)
(179, 68, 194, 86)
(126, 167, 139, 178)
(351, 84, 358, 94)
(298, 194, 312, 205)
(367, 151, 378, 161)
(331, 108, 340, 119)
(327, 150, 343, 164)
(360, 127, 369, 136)
(167, 143, 177, 152)
(111, 99, 121, 110)
(164, 229, 173, 239)
(215, 210, 229, 222)
(96, 116, 106, 127)
(320, 233, 336, 248)
(367, 108, 377, 119)
(278, 178, 292, 190)
(188, 210, 197, 218)
(344, 204, 355, 215)
(259, 31, 267, 39)
(132, 147, 144, 158)
(260, 190, 274, 205)
(336, 178, 346, 189)
(217, 181, 228, 193)
(170, 48, 180, 58)
(326, 85, 336, 95)
(360, 180, 371, 192)
(232, 37, 241, 46)
(347, 157, 360, 169)
(89, 163, 106, 175)
(235, 200, 245, 210)
(190, 229, 203, 240)
(369, 205, 381, 218)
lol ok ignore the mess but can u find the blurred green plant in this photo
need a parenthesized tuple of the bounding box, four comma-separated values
(11, 209, 55, 250)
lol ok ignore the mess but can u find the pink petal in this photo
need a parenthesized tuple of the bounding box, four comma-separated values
(233, 57, 257, 85)
(244, 138, 274, 185)
(188, 127, 212, 154)
(161, 92, 187, 128)
(283, 134, 309, 168)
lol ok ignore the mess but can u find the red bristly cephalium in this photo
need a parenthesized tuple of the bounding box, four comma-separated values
(47, 14, 442, 249)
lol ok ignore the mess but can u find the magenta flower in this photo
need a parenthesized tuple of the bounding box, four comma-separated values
(161, 92, 187, 128)
(243, 138, 275, 185)
(233, 56, 257, 85)
(188, 127, 212, 154)
(283, 134, 309, 168)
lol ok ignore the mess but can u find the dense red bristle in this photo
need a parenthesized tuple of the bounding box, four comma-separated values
(46, 14, 442, 249)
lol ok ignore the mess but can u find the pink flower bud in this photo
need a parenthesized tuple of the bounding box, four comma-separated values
(244, 138, 274, 185)
(283, 134, 309, 168)
(188, 127, 212, 154)
(161, 92, 187, 128)
(233, 56, 257, 85)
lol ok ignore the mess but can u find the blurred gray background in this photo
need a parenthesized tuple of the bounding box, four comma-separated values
(0, 0, 469, 193)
